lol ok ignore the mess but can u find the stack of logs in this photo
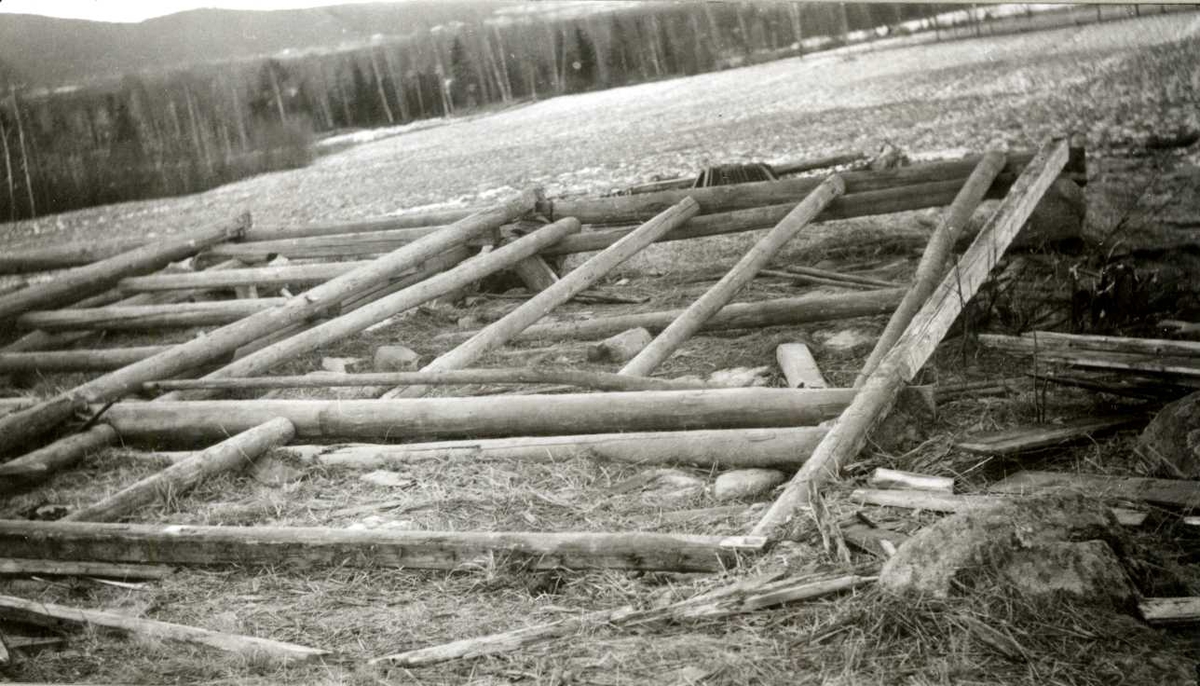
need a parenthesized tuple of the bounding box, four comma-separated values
(0, 138, 1097, 663)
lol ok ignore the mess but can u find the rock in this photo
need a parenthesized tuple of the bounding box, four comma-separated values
(359, 470, 416, 489)
(374, 345, 421, 372)
(1137, 390, 1200, 477)
(321, 356, 361, 374)
(707, 366, 771, 387)
(818, 329, 873, 352)
(586, 327, 652, 363)
(714, 468, 787, 501)
(248, 456, 303, 487)
(880, 496, 1135, 603)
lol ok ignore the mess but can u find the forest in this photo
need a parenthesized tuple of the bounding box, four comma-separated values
(0, 2, 1005, 222)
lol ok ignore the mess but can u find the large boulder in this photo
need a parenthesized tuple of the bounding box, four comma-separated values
(1137, 390, 1200, 477)
(880, 496, 1135, 604)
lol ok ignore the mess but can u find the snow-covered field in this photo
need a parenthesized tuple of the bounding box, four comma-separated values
(1, 11, 1196, 249)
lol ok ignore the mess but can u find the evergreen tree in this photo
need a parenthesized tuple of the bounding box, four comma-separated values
(570, 27, 598, 92)
(449, 36, 478, 108)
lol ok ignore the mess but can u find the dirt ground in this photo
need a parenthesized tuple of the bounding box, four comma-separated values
(2, 11, 1200, 686)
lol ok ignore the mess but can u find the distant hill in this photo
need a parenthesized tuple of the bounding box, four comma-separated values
(0, 2, 518, 86)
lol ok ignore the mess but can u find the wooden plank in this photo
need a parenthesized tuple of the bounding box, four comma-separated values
(1019, 331, 1200, 358)
(855, 151, 1007, 385)
(382, 198, 701, 398)
(955, 415, 1147, 455)
(0, 559, 174, 579)
(0, 520, 765, 572)
(1140, 597, 1200, 626)
(447, 288, 905, 343)
(510, 255, 560, 293)
(867, 468, 954, 493)
(17, 299, 286, 331)
(620, 176, 844, 377)
(989, 471, 1200, 509)
(143, 368, 705, 394)
(0, 215, 248, 321)
(95, 388, 853, 445)
(367, 570, 872, 666)
(776, 343, 827, 389)
(63, 418, 295, 523)
(978, 335, 1200, 378)
(0, 190, 538, 454)
(0, 593, 327, 662)
(287, 426, 830, 470)
(751, 139, 1071, 540)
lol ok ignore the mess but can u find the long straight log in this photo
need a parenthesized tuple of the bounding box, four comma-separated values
(0, 347, 173, 373)
(978, 335, 1200, 378)
(0, 559, 174, 579)
(775, 265, 900, 289)
(95, 388, 853, 445)
(144, 368, 705, 394)
(287, 426, 830, 469)
(63, 418, 295, 523)
(119, 261, 375, 292)
(0, 215, 248, 321)
(856, 151, 1008, 385)
(17, 299, 286, 332)
(382, 198, 701, 398)
(0, 237, 151, 275)
(448, 289, 905, 343)
(1013, 331, 1200, 358)
(0, 190, 538, 454)
(751, 139, 1071, 540)
(175, 217, 580, 400)
(0, 520, 765, 572)
(0, 593, 328, 662)
(243, 208, 475, 241)
(0, 426, 118, 492)
(205, 226, 449, 261)
(622, 177, 844, 377)
(368, 570, 872, 666)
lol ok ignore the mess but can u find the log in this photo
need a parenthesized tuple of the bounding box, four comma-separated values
(977, 336, 1200, 378)
(511, 255, 560, 292)
(776, 343, 827, 389)
(0, 397, 36, 415)
(751, 139, 1071, 540)
(621, 176, 844, 377)
(174, 217, 580, 399)
(95, 388, 853, 445)
(760, 269, 881, 290)
(368, 570, 873, 666)
(867, 468, 954, 493)
(0, 559, 174, 579)
(118, 260, 374, 292)
(382, 198, 701, 398)
(17, 299, 286, 331)
(955, 415, 1147, 455)
(773, 151, 869, 176)
(143, 368, 703, 394)
(1140, 598, 1200, 626)
(0, 190, 538, 454)
(63, 418, 295, 523)
(850, 488, 1010, 512)
(243, 208, 472, 241)
(989, 470, 1200, 509)
(777, 265, 901, 288)
(0, 426, 118, 493)
(0, 347, 173, 373)
(286, 426, 829, 469)
(0, 237, 150, 274)
(205, 226, 451, 261)
(0, 215, 248, 321)
(586, 328, 653, 363)
(0, 593, 328, 662)
(448, 288, 905, 343)
(855, 151, 1007, 385)
(0, 520, 766, 572)
(986, 332, 1200, 358)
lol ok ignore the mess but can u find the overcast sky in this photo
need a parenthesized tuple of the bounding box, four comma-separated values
(0, 0, 402, 23)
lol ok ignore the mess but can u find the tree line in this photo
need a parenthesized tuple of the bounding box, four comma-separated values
(0, 2, 970, 223)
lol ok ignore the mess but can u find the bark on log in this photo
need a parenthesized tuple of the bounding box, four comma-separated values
(447, 289, 904, 343)
(0, 520, 765, 572)
(0, 559, 174, 579)
(175, 217, 579, 399)
(63, 418, 295, 523)
(144, 368, 703, 394)
(0, 593, 328, 662)
(855, 151, 1007, 385)
(621, 176, 844, 377)
(0, 190, 538, 454)
(382, 198, 700, 398)
(0, 347, 173, 373)
(751, 139, 1071, 540)
(368, 570, 873, 666)
(776, 343, 827, 389)
(17, 299, 286, 331)
(95, 388, 853, 445)
(286, 426, 829, 469)
(0, 215, 249, 321)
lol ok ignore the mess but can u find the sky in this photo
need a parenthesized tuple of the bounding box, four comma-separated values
(0, 0, 403, 23)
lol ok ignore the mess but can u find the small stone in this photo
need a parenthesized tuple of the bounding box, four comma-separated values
(819, 329, 874, 351)
(707, 366, 771, 388)
(374, 345, 421, 372)
(1137, 390, 1200, 477)
(321, 357, 361, 373)
(359, 470, 416, 488)
(586, 327, 652, 363)
(249, 457, 303, 487)
(714, 469, 787, 501)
